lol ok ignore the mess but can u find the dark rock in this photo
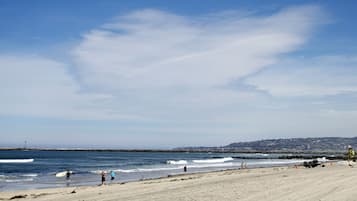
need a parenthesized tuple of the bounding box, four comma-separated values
(9, 195, 27, 200)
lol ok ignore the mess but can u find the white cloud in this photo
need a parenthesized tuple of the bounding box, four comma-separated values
(4, 6, 346, 146)
(245, 55, 357, 97)
(73, 6, 323, 91)
(1, 6, 325, 121)
(0, 56, 139, 120)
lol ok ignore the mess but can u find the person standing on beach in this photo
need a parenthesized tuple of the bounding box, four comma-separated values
(66, 170, 71, 187)
(184, 165, 187, 172)
(101, 171, 106, 185)
(347, 145, 355, 167)
(66, 170, 71, 180)
(110, 171, 116, 181)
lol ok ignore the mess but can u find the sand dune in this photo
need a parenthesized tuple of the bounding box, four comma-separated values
(1, 163, 357, 201)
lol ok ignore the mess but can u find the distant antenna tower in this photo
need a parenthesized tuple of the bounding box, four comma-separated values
(24, 140, 27, 150)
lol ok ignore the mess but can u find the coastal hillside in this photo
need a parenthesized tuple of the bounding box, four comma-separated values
(175, 137, 357, 153)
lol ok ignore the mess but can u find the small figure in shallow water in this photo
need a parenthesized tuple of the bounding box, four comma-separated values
(110, 171, 116, 181)
(66, 170, 71, 187)
(184, 165, 187, 172)
(101, 171, 106, 185)
(66, 170, 71, 180)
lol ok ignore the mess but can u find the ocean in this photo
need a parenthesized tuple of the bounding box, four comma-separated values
(0, 150, 316, 191)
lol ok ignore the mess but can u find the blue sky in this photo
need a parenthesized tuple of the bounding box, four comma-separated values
(1, 0, 357, 148)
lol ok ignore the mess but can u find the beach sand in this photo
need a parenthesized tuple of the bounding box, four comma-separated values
(1, 163, 357, 201)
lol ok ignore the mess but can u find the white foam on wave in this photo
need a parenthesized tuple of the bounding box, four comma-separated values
(90, 158, 323, 175)
(247, 159, 306, 166)
(90, 170, 109, 174)
(22, 174, 38, 177)
(90, 166, 184, 174)
(193, 157, 234, 164)
(0, 159, 34, 163)
(5, 178, 34, 183)
(189, 162, 235, 168)
(120, 162, 239, 172)
(247, 158, 329, 166)
(255, 153, 269, 156)
(317, 157, 328, 163)
(167, 160, 188, 165)
(118, 167, 184, 173)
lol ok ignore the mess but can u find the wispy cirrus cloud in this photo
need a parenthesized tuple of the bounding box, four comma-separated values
(52, 5, 325, 125)
(245, 55, 357, 97)
(1, 5, 325, 121)
(0, 56, 139, 120)
(73, 6, 323, 91)
(4, 5, 349, 146)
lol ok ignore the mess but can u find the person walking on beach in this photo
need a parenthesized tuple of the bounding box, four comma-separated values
(101, 171, 106, 185)
(183, 165, 187, 172)
(347, 145, 355, 167)
(110, 171, 116, 181)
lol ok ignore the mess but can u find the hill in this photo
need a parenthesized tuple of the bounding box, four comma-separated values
(175, 137, 357, 153)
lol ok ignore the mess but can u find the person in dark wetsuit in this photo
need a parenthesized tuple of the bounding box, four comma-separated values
(101, 171, 106, 185)
(66, 170, 71, 180)
(184, 165, 187, 172)
(66, 170, 71, 187)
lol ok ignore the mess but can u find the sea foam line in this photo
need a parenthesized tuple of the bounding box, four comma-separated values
(0, 159, 34, 163)
(192, 157, 234, 164)
(5, 178, 34, 183)
(166, 160, 188, 165)
(22, 174, 38, 177)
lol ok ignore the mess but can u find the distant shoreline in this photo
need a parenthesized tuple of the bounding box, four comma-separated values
(1, 137, 353, 154)
(0, 148, 346, 159)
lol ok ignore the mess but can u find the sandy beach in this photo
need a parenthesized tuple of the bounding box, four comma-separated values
(1, 163, 357, 201)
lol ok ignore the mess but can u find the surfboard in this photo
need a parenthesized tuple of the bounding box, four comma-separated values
(55, 171, 73, 177)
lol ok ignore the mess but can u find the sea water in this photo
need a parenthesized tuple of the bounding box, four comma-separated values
(0, 150, 314, 191)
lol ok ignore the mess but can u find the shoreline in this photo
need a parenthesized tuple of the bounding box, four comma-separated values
(0, 165, 267, 193)
(0, 159, 330, 193)
(1, 165, 293, 192)
(2, 150, 337, 193)
(3, 162, 356, 201)
(1, 165, 293, 193)
(0, 148, 346, 154)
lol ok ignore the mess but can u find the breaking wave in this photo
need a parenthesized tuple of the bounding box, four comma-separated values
(22, 174, 38, 177)
(4, 178, 34, 183)
(193, 157, 234, 163)
(90, 166, 184, 174)
(0, 159, 34, 163)
(166, 160, 188, 165)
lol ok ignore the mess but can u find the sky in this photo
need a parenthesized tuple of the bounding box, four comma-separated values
(1, 0, 357, 148)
